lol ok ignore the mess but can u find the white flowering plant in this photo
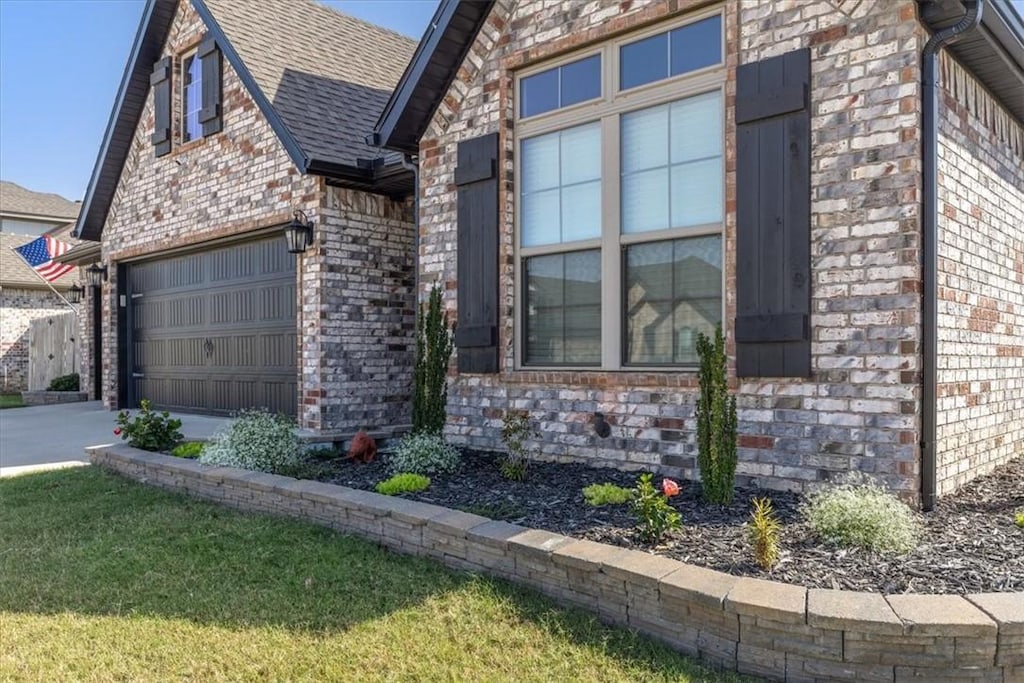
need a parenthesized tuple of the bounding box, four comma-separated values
(199, 409, 301, 474)
(386, 433, 460, 475)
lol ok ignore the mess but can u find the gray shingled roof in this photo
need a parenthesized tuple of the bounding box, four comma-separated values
(202, 0, 417, 168)
(0, 224, 79, 289)
(0, 181, 80, 220)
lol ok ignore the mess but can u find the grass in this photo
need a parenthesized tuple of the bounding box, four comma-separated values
(0, 468, 748, 683)
(0, 394, 24, 409)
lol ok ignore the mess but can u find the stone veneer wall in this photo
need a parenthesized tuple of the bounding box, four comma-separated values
(0, 288, 73, 392)
(418, 0, 928, 494)
(934, 54, 1024, 495)
(91, 444, 1024, 683)
(95, 1, 415, 432)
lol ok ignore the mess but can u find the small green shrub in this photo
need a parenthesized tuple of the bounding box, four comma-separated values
(749, 497, 781, 571)
(199, 409, 301, 474)
(170, 441, 204, 459)
(632, 473, 682, 543)
(696, 325, 738, 505)
(376, 473, 431, 496)
(803, 478, 921, 554)
(1015, 511, 1024, 529)
(386, 432, 460, 475)
(500, 410, 538, 481)
(47, 373, 80, 392)
(115, 399, 183, 452)
(583, 483, 634, 507)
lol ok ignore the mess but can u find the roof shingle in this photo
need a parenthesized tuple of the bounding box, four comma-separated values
(0, 224, 79, 289)
(0, 181, 81, 220)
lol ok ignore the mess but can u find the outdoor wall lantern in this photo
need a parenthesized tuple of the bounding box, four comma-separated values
(285, 210, 315, 254)
(67, 283, 85, 304)
(85, 263, 108, 286)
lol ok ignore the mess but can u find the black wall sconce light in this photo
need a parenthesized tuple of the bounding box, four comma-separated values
(593, 412, 611, 438)
(285, 210, 315, 254)
(85, 263, 108, 287)
(67, 283, 85, 304)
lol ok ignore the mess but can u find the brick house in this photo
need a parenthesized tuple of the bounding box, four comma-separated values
(73, 0, 418, 434)
(0, 182, 81, 392)
(372, 0, 1024, 506)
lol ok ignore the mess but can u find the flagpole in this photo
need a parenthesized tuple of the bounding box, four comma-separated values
(6, 245, 78, 314)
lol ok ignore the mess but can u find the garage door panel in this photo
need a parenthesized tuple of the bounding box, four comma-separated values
(129, 235, 297, 417)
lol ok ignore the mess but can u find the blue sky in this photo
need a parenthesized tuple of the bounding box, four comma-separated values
(0, 0, 438, 202)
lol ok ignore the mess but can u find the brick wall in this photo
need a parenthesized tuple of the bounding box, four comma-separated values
(935, 53, 1024, 495)
(419, 0, 930, 494)
(0, 288, 73, 392)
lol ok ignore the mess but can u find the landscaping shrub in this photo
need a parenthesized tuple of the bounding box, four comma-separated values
(47, 373, 80, 392)
(696, 325, 737, 505)
(412, 285, 454, 435)
(170, 441, 204, 459)
(199, 409, 301, 474)
(748, 497, 781, 571)
(386, 432, 460, 475)
(375, 473, 431, 496)
(115, 399, 183, 452)
(632, 473, 682, 543)
(500, 410, 538, 481)
(803, 477, 921, 554)
(582, 483, 634, 507)
(1015, 511, 1024, 529)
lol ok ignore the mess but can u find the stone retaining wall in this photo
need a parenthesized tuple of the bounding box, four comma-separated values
(88, 444, 1023, 683)
(21, 391, 88, 406)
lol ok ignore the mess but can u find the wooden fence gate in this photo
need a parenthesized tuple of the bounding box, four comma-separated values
(27, 312, 79, 390)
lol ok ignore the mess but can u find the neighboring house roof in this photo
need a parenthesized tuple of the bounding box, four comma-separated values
(0, 181, 80, 221)
(1, 224, 79, 290)
(373, 0, 496, 155)
(375, 0, 1024, 154)
(76, 0, 417, 242)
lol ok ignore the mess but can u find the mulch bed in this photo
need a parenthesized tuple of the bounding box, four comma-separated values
(318, 451, 1024, 595)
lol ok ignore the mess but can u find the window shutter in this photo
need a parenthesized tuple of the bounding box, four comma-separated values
(735, 48, 811, 378)
(454, 133, 500, 373)
(150, 57, 172, 157)
(197, 36, 222, 136)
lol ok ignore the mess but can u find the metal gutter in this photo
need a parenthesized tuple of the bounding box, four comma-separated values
(919, 0, 984, 511)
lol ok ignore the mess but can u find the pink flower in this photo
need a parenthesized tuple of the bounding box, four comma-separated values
(662, 478, 680, 497)
(113, 428, 122, 436)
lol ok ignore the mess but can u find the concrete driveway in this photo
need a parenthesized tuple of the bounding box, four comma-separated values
(0, 401, 228, 475)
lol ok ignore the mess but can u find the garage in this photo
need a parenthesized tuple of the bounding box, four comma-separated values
(123, 235, 297, 416)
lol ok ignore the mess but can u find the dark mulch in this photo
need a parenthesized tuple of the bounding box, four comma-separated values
(317, 451, 1024, 595)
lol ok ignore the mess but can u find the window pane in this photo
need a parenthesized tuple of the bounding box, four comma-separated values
(560, 54, 601, 108)
(625, 235, 721, 365)
(560, 122, 600, 185)
(522, 133, 559, 193)
(620, 32, 668, 90)
(621, 104, 668, 174)
(621, 168, 669, 234)
(670, 91, 721, 164)
(670, 157, 722, 227)
(561, 181, 601, 242)
(670, 15, 721, 77)
(521, 189, 560, 247)
(521, 68, 559, 118)
(183, 54, 203, 143)
(525, 251, 601, 365)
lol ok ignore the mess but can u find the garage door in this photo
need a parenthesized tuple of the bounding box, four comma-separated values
(126, 235, 297, 416)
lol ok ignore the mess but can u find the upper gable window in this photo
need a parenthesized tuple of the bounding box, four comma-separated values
(520, 54, 601, 118)
(619, 15, 721, 91)
(181, 50, 203, 143)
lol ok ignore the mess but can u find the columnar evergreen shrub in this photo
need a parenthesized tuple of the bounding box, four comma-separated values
(199, 409, 301, 474)
(413, 285, 454, 435)
(695, 325, 738, 504)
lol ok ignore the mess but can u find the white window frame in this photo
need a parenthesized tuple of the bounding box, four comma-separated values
(513, 5, 727, 371)
(180, 48, 202, 144)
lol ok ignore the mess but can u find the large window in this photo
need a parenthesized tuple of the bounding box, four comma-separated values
(516, 10, 724, 369)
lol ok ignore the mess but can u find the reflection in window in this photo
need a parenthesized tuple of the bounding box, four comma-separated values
(620, 15, 721, 90)
(525, 250, 601, 365)
(182, 52, 203, 142)
(520, 54, 601, 118)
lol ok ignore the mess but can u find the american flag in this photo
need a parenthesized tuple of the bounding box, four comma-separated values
(12, 236, 75, 283)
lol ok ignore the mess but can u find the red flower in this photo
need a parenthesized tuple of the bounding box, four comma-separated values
(662, 478, 680, 497)
(113, 428, 122, 436)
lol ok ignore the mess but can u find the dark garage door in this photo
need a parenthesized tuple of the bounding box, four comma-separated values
(126, 235, 297, 416)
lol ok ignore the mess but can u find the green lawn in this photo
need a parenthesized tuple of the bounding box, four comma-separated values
(0, 394, 24, 409)
(0, 468, 749, 682)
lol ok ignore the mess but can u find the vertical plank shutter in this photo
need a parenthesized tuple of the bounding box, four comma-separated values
(735, 48, 811, 377)
(454, 133, 500, 373)
(150, 57, 172, 157)
(198, 36, 222, 136)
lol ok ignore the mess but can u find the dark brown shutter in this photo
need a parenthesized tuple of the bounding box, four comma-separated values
(150, 57, 172, 157)
(735, 48, 811, 378)
(454, 133, 500, 373)
(197, 36, 222, 136)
